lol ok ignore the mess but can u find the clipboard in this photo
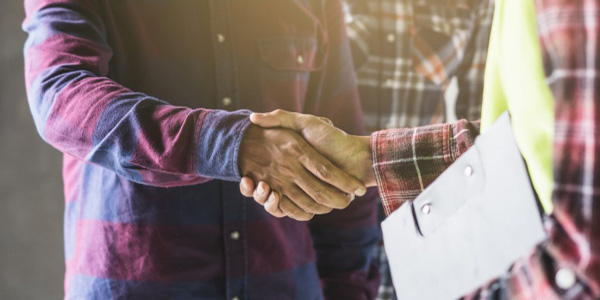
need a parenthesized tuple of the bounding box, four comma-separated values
(381, 113, 547, 299)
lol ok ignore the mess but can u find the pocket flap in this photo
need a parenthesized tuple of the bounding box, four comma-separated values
(257, 37, 323, 72)
(412, 141, 485, 237)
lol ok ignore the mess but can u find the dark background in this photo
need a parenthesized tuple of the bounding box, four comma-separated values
(0, 1, 65, 299)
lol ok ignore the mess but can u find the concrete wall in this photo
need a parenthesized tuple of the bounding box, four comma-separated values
(0, 1, 65, 299)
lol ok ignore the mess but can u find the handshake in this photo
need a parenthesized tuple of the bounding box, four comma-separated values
(238, 109, 377, 221)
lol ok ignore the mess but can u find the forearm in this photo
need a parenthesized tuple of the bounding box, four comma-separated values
(24, 1, 251, 186)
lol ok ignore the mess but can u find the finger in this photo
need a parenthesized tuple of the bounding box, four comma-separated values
(294, 170, 352, 210)
(250, 109, 304, 130)
(264, 191, 285, 218)
(239, 177, 255, 197)
(279, 195, 315, 221)
(297, 144, 367, 197)
(318, 117, 333, 126)
(253, 181, 271, 205)
(284, 185, 333, 214)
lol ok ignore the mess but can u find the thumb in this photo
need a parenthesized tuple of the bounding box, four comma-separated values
(250, 110, 298, 130)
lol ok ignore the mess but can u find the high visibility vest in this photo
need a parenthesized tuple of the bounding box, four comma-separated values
(481, 0, 554, 212)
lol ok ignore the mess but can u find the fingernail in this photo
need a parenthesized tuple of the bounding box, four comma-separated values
(266, 194, 274, 204)
(355, 188, 366, 197)
(349, 194, 356, 201)
(257, 185, 264, 195)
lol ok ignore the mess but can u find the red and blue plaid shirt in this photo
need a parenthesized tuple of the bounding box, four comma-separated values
(371, 0, 600, 298)
(22, 0, 380, 299)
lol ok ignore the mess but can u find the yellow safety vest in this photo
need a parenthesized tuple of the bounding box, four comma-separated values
(480, 0, 554, 212)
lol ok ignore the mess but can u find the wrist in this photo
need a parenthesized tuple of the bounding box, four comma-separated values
(353, 135, 377, 187)
(238, 125, 263, 177)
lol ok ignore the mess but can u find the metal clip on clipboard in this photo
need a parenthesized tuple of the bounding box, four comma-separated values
(381, 112, 547, 300)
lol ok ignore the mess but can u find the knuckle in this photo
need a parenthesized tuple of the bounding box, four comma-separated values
(315, 164, 331, 179)
(284, 142, 304, 157)
(287, 189, 301, 200)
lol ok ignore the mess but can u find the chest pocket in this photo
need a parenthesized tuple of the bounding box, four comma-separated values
(257, 37, 325, 110)
(411, 1, 475, 85)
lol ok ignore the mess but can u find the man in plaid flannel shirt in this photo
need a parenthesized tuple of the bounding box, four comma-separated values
(344, 0, 494, 131)
(344, 0, 494, 298)
(242, 0, 600, 298)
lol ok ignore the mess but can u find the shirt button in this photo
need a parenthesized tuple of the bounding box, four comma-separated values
(231, 297, 240, 300)
(297, 55, 304, 65)
(222, 97, 232, 106)
(555, 268, 576, 290)
(230, 231, 240, 240)
(464, 166, 473, 177)
(217, 34, 226, 43)
(421, 203, 431, 215)
(387, 33, 396, 43)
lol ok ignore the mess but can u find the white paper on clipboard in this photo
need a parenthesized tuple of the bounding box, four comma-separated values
(381, 113, 547, 300)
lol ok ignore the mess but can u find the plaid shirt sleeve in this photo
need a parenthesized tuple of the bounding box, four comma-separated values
(371, 120, 480, 215)
(22, 0, 252, 187)
(371, 0, 600, 298)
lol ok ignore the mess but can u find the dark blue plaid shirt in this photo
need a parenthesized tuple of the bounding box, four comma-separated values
(23, 0, 380, 298)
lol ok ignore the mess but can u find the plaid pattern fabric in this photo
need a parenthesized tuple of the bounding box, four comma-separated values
(22, 0, 380, 299)
(373, 242, 397, 300)
(345, 0, 494, 131)
(371, 120, 480, 215)
(345, 2, 493, 299)
(371, 0, 600, 297)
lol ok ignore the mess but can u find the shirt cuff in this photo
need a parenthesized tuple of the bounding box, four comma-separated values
(195, 109, 252, 181)
(370, 120, 479, 216)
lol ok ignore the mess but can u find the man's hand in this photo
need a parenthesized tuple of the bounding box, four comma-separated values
(238, 124, 367, 221)
(239, 110, 377, 219)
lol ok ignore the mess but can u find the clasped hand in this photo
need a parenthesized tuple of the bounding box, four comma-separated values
(238, 110, 376, 221)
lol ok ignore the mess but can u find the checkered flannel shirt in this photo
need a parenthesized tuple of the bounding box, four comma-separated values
(371, 0, 600, 298)
(345, 0, 494, 131)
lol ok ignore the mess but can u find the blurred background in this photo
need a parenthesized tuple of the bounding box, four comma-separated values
(0, 1, 64, 299)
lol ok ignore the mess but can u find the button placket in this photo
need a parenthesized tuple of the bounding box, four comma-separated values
(211, 3, 246, 298)
(211, 0, 237, 111)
